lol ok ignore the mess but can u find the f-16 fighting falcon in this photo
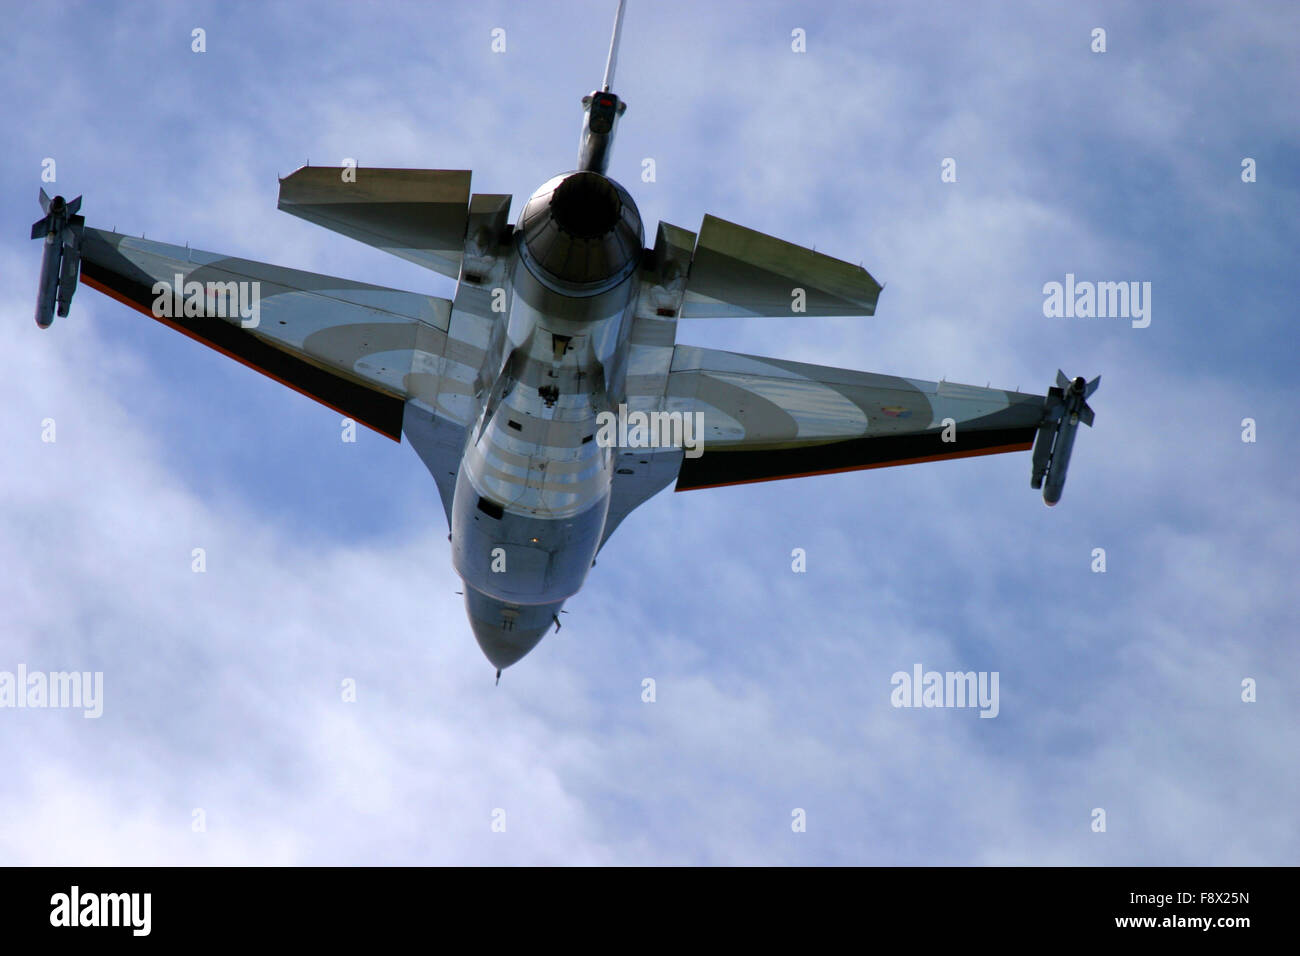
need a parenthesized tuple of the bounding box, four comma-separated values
(30, 1, 1096, 678)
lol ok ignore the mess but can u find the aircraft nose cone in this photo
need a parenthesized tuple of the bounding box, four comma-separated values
(470, 617, 550, 670)
(463, 586, 563, 671)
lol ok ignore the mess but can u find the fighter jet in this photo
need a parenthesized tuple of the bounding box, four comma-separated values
(30, 1, 1096, 675)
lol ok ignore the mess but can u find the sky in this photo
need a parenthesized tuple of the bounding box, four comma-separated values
(0, 0, 1296, 865)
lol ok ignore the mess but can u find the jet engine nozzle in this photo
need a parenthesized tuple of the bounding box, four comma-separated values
(517, 171, 643, 295)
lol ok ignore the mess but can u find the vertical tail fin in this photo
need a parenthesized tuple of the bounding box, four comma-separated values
(578, 1, 629, 174)
(602, 0, 627, 92)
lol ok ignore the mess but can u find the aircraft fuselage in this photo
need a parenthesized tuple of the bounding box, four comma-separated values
(451, 169, 645, 668)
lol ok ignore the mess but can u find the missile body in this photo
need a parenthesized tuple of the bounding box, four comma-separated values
(30, 191, 83, 328)
(1031, 371, 1098, 506)
(1042, 412, 1080, 506)
(35, 232, 62, 328)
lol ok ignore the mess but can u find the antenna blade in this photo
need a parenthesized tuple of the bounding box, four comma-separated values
(602, 0, 627, 91)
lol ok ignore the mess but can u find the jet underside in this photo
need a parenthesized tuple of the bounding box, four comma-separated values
(30, 1, 1097, 675)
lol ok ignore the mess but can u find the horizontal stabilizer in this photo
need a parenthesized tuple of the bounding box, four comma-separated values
(679, 214, 881, 318)
(277, 166, 473, 279)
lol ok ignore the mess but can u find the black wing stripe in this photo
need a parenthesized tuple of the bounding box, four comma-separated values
(79, 238, 405, 440)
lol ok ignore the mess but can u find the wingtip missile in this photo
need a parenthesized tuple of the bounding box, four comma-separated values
(31, 191, 84, 329)
(1031, 370, 1098, 506)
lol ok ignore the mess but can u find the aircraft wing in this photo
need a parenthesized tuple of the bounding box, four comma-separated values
(77, 228, 490, 441)
(277, 166, 473, 279)
(661, 345, 1046, 490)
